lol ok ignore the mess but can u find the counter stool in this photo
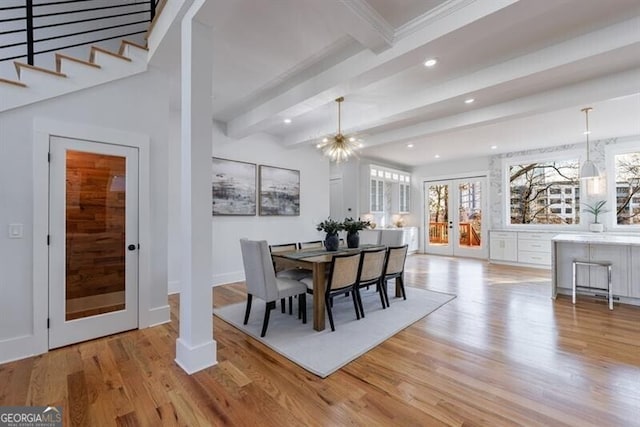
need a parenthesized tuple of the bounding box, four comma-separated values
(572, 260, 613, 310)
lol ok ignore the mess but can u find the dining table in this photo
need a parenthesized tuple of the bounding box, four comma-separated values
(272, 244, 401, 331)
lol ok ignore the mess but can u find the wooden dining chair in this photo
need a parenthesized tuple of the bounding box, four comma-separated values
(355, 247, 388, 317)
(298, 240, 323, 250)
(240, 239, 307, 337)
(381, 244, 409, 307)
(302, 252, 362, 331)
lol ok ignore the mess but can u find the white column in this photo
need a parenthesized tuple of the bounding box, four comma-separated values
(175, 0, 217, 374)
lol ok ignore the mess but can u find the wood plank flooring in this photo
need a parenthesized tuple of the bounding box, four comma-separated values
(2, 255, 639, 426)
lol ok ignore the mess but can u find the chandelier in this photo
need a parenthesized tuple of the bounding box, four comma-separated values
(317, 97, 360, 163)
(580, 107, 599, 179)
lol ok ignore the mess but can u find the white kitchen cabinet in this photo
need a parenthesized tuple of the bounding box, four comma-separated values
(489, 231, 517, 262)
(589, 245, 630, 296)
(402, 227, 419, 253)
(631, 247, 640, 298)
(552, 234, 640, 305)
(517, 232, 553, 267)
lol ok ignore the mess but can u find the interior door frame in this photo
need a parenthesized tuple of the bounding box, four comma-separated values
(420, 171, 490, 259)
(33, 118, 151, 356)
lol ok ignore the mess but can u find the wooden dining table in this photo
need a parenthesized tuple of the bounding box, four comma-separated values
(272, 244, 399, 331)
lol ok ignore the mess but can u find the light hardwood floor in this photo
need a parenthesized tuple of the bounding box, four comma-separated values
(2, 255, 639, 426)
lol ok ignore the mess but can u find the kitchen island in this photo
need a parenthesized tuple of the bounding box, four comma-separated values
(551, 233, 640, 306)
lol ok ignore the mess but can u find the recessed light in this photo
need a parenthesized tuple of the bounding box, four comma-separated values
(465, 98, 474, 104)
(424, 58, 437, 67)
(349, 137, 356, 142)
(434, 154, 440, 159)
(583, 130, 591, 135)
(358, 143, 364, 148)
(322, 138, 328, 143)
(407, 144, 414, 148)
(491, 145, 497, 150)
(283, 118, 292, 124)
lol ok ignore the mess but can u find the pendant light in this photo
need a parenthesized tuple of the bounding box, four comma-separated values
(580, 107, 599, 179)
(316, 97, 360, 163)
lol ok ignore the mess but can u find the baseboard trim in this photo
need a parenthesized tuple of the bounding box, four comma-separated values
(175, 338, 217, 374)
(146, 304, 171, 327)
(168, 280, 180, 295)
(0, 334, 47, 364)
(212, 271, 244, 287)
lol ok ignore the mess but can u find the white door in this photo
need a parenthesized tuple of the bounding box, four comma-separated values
(330, 177, 344, 220)
(424, 177, 488, 259)
(49, 136, 139, 349)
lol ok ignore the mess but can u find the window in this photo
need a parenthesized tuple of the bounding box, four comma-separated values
(399, 183, 410, 212)
(613, 151, 640, 225)
(371, 178, 384, 212)
(508, 158, 580, 225)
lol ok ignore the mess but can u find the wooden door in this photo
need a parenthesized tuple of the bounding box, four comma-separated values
(48, 136, 139, 349)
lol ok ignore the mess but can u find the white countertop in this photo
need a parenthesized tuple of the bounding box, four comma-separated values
(552, 233, 640, 246)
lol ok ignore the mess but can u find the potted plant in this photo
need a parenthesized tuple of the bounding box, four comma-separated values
(582, 200, 608, 232)
(343, 217, 371, 248)
(316, 218, 344, 251)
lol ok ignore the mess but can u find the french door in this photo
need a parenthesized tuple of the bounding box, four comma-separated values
(424, 177, 488, 259)
(48, 136, 139, 349)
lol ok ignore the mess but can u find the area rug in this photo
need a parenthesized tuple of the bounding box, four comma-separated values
(213, 287, 455, 378)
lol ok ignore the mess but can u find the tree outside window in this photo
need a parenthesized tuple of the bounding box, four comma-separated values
(614, 152, 640, 225)
(509, 160, 580, 225)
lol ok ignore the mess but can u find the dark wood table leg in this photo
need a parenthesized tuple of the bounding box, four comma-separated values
(312, 263, 326, 331)
(395, 277, 402, 297)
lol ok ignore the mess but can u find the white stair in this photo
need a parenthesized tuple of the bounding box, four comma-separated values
(0, 40, 149, 113)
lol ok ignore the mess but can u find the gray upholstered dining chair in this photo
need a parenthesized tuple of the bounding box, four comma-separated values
(381, 244, 409, 307)
(240, 239, 307, 337)
(301, 252, 362, 331)
(269, 242, 312, 314)
(355, 247, 388, 317)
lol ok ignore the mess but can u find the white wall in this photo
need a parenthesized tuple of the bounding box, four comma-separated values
(0, 67, 170, 361)
(209, 122, 330, 286)
(330, 157, 360, 220)
(167, 110, 182, 294)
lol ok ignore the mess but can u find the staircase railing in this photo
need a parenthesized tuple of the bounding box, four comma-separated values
(0, 0, 160, 66)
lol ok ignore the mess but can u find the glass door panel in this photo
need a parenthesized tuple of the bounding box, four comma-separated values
(424, 177, 488, 259)
(426, 182, 453, 255)
(457, 180, 483, 249)
(65, 150, 126, 320)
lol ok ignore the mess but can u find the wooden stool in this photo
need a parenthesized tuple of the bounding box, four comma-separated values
(572, 260, 613, 310)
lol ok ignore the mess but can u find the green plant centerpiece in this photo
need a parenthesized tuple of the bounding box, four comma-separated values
(343, 217, 371, 248)
(317, 218, 344, 251)
(582, 200, 608, 232)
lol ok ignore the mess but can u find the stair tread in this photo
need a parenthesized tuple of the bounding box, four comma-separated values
(55, 53, 101, 72)
(90, 46, 132, 63)
(119, 40, 149, 56)
(0, 77, 27, 88)
(14, 62, 67, 79)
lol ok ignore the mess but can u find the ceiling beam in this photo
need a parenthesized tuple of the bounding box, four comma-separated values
(281, 18, 640, 147)
(225, 0, 521, 139)
(361, 69, 640, 148)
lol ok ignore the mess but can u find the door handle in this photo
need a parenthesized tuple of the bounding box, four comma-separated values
(128, 244, 137, 251)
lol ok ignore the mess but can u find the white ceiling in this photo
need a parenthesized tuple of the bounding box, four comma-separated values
(185, 0, 640, 168)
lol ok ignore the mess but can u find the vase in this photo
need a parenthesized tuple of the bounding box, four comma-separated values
(346, 231, 359, 248)
(589, 223, 604, 232)
(325, 233, 339, 251)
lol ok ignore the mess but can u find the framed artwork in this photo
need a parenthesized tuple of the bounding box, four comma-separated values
(212, 157, 256, 216)
(259, 165, 300, 216)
